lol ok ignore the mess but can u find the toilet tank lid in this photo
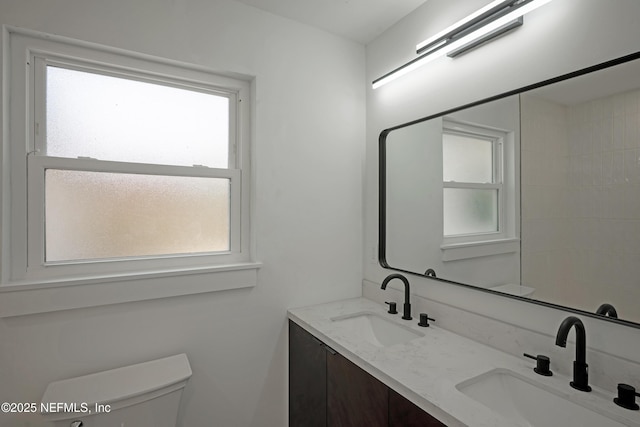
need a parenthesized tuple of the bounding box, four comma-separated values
(41, 353, 191, 407)
(489, 283, 535, 297)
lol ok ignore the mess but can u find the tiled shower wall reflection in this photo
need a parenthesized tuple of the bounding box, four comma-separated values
(521, 90, 640, 323)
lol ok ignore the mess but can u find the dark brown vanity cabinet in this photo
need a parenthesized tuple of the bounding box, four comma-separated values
(388, 389, 446, 427)
(289, 320, 446, 427)
(289, 319, 327, 427)
(327, 345, 388, 426)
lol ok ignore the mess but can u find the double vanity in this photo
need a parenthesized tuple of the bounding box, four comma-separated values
(289, 297, 640, 427)
(288, 47, 640, 427)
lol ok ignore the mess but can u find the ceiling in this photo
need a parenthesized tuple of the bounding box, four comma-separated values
(234, 0, 429, 45)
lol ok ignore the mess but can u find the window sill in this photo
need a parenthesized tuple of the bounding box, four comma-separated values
(441, 238, 519, 261)
(0, 262, 261, 318)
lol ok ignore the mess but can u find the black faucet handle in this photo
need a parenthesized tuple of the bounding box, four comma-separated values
(418, 313, 435, 327)
(614, 383, 640, 410)
(385, 301, 398, 314)
(524, 353, 553, 376)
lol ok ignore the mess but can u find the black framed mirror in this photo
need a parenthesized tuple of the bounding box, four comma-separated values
(379, 51, 640, 328)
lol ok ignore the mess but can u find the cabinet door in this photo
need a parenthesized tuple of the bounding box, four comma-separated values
(289, 321, 327, 427)
(389, 389, 446, 427)
(327, 351, 388, 427)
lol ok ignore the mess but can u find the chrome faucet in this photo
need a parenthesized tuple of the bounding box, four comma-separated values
(381, 274, 412, 320)
(555, 316, 591, 392)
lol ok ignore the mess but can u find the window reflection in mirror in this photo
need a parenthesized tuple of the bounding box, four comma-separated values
(383, 95, 519, 283)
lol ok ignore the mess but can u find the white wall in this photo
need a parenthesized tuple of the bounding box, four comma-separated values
(521, 94, 572, 303)
(563, 89, 640, 324)
(384, 118, 443, 272)
(365, 0, 640, 384)
(522, 90, 640, 324)
(0, 1, 365, 426)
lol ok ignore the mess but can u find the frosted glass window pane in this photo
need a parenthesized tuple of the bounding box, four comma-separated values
(443, 133, 493, 183)
(46, 66, 229, 168)
(443, 188, 498, 236)
(45, 170, 230, 262)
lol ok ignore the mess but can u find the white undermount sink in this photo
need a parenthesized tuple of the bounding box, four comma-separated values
(331, 311, 423, 347)
(457, 369, 630, 427)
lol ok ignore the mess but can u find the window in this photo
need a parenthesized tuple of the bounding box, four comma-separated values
(3, 29, 254, 291)
(443, 125, 503, 238)
(442, 119, 517, 254)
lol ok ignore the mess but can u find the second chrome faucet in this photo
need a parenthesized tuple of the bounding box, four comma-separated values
(381, 274, 412, 320)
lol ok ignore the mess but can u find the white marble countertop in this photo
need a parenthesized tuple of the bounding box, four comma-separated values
(288, 297, 640, 427)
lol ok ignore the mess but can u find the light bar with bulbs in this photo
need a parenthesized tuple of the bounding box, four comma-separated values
(372, 0, 554, 89)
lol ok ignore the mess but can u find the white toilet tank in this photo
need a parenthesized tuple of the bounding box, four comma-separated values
(41, 353, 191, 427)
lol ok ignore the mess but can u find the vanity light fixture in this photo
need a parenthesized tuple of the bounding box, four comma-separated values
(372, 0, 555, 89)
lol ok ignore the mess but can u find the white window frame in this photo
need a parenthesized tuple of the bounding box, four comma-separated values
(441, 118, 519, 261)
(0, 27, 258, 316)
(27, 157, 242, 278)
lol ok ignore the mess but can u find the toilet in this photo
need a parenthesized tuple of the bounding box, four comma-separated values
(41, 354, 191, 427)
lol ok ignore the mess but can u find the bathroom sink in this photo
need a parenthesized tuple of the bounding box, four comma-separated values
(457, 369, 628, 427)
(331, 311, 423, 347)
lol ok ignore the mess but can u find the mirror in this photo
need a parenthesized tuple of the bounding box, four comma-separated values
(380, 51, 640, 327)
